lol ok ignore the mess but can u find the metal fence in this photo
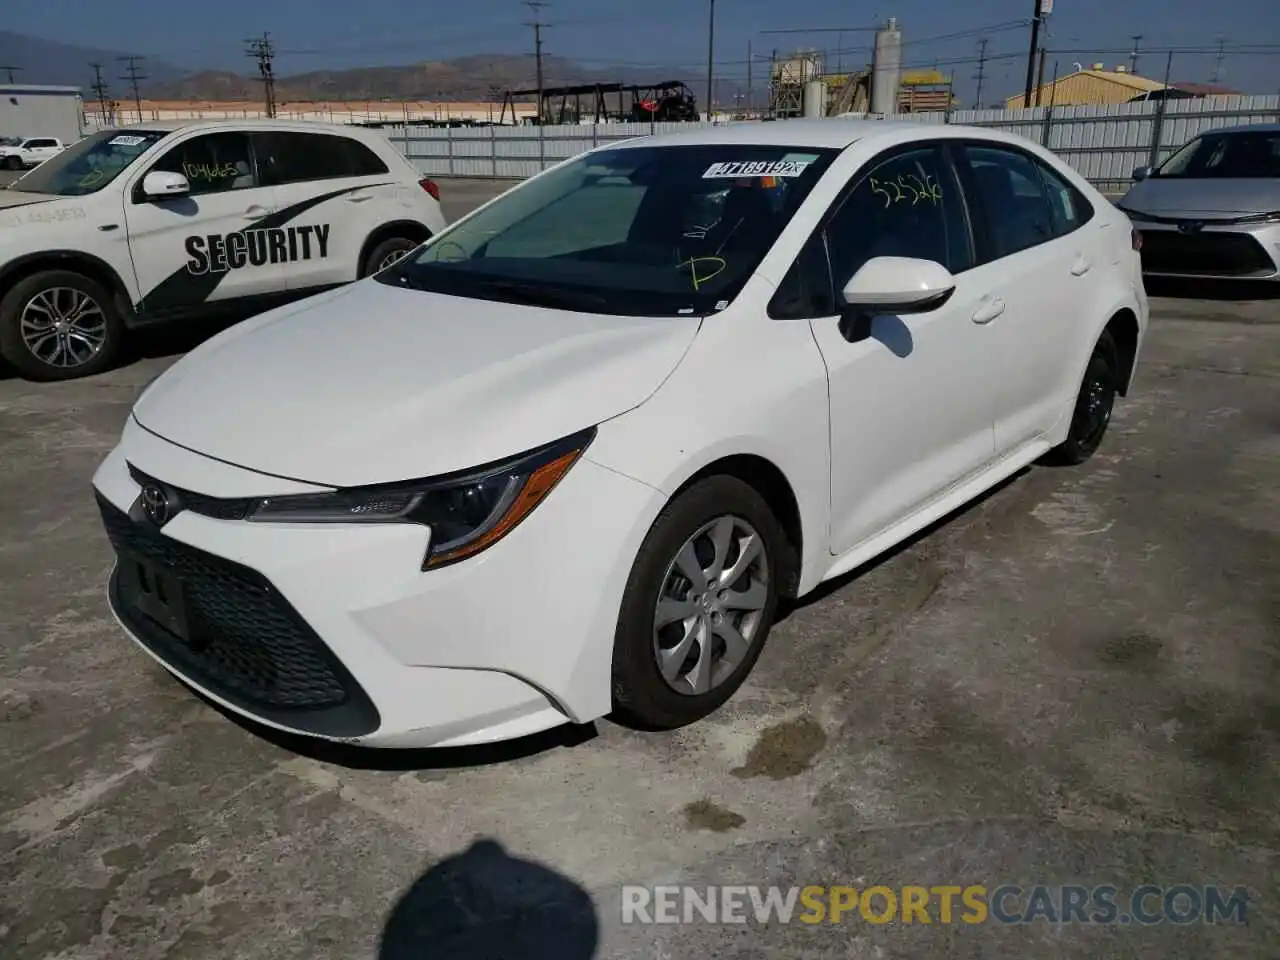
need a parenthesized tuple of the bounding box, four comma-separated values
(385, 94, 1280, 193)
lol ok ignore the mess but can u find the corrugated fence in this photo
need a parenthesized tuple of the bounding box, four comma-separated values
(385, 94, 1280, 192)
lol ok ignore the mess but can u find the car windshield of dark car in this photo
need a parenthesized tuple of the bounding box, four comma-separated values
(380, 144, 838, 317)
(12, 129, 169, 196)
(1158, 131, 1280, 179)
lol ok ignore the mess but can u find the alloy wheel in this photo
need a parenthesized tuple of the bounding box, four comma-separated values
(19, 287, 108, 370)
(652, 515, 770, 696)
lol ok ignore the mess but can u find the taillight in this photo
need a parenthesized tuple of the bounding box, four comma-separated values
(1131, 227, 1143, 251)
(419, 177, 440, 201)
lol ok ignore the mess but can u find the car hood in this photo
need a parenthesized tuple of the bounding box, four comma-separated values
(132, 280, 701, 487)
(1118, 177, 1280, 219)
(0, 190, 59, 210)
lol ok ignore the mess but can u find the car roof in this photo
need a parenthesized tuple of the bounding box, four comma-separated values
(113, 117, 387, 139)
(1196, 122, 1280, 136)
(607, 117, 1050, 152)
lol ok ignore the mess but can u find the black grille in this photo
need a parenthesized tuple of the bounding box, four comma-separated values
(1140, 230, 1274, 277)
(99, 493, 379, 738)
(129, 463, 254, 521)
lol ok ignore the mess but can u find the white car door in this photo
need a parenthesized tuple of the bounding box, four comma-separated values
(254, 130, 395, 293)
(124, 129, 285, 315)
(799, 143, 999, 555)
(953, 143, 1086, 453)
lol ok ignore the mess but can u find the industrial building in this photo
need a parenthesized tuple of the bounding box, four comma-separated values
(1006, 66, 1165, 108)
(768, 18, 956, 119)
(0, 85, 86, 144)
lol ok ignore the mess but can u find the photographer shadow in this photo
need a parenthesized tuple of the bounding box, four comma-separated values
(379, 838, 599, 959)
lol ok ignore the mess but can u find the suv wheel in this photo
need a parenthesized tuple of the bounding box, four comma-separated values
(361, 237, 419, 277)
(0, 270, 124, 381)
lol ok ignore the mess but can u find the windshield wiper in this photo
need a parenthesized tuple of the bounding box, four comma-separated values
(477, 280, 609, 312)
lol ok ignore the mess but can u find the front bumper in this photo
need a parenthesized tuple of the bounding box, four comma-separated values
(92, 420, 664, 748)
(1128, 216, 1280, 280)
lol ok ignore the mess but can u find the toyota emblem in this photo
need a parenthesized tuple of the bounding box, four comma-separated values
(1177, 221, 1204, 234)
(140, 483, 171, 526)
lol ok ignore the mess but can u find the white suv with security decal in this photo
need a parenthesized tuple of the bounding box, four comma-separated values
(0, 119, 446, 380)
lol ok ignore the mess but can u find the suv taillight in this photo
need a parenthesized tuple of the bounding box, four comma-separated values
(1131, 227, 1143, 251)
(419, 178, 440, 201)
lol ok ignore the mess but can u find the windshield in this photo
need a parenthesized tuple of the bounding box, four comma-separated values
(11, 129, 169, 196)
(380, 143, 838, 316)
(1158, 130, 1280, 179)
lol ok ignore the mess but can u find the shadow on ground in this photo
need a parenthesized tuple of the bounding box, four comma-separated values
(379, 838, 599, 960)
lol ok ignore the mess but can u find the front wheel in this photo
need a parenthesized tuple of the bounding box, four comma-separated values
(611, 475, 785, 730)
(0, 270, 124, 381)
(4, 156, 22, 170)
(1044, 329, 1119, 466)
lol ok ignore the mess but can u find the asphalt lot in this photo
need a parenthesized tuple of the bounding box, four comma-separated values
(1, 175, 1279, 959)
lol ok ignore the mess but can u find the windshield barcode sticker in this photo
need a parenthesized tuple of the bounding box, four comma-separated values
(108, 135, 148, 147)
(702, 160, 812, 179)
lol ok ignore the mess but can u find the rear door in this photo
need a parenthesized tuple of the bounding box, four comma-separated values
(952, 142, 1083, 453)
(254, 130, 397, 292)
(124, 130, 286, 314)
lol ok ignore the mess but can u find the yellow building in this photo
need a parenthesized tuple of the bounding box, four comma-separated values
(1005, 66, 1165, 108)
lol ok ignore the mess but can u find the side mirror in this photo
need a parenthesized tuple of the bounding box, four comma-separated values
(1132, 165, 1156, 182)
(841, 256, 956, 316)
(142, 170, 190, 198)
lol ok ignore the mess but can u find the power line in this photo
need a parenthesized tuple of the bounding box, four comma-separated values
(245, 33, 277, 118)
(117, 56, 147, 125)
(90, 63, 111, 123)
(523, 0, 551, 125)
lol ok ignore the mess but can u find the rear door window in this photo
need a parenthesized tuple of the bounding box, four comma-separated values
(960, 145, 1056, 261)
(256, 132, 390, 186)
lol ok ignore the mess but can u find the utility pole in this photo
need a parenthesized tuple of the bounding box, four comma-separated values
(0, 65, 18, 84)
(245, 33, 277, 118)
(1035, 45, 1048, 105)
(1022, 0, 1044, 107)
(90, 63, 111, 125)
(1128, 35, 1142, 75)
(117, 56, 147, 124)
(706, 0, 717, 122)
(747, 40, 753, 112)
(974, 38, 989, 108)
(1210, 37, 1225, 83)
(523, 0, 550, 125)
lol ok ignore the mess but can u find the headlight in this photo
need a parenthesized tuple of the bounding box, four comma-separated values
(246, 428, 595, 569)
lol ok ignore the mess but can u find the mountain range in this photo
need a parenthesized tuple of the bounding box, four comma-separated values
(0, 31, 697, 102)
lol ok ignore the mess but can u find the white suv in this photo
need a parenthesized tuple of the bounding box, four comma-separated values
(0, 120, 446, 380)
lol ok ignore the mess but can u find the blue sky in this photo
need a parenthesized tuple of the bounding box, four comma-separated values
(12, 0, 1280, 104)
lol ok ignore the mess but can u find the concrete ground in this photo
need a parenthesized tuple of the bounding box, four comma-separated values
(1, 176, 1278, 959)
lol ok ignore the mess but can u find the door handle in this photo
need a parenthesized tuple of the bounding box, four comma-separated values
(345, 193, 372, 203)
(971, 297, 1006, 325)
(243, 205, 269, 220)
(1071, 255, 1093, 276)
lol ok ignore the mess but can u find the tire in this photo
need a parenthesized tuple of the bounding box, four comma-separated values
(1044, 328, 1119, 466)
(4, 156, 21, 170)
(0, 270, 125, 381)
(611, 475, 786, 730)
(360, 236, 419, 277)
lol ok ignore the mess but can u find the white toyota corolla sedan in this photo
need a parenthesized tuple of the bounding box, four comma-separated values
(93, 120, 1148, 748)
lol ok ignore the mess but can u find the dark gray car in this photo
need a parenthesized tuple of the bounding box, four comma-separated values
(1117, 124, 1280, 281)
